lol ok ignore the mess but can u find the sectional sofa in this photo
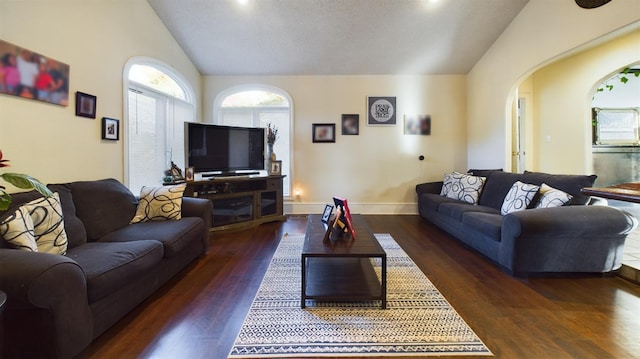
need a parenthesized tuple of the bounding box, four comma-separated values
(416, 170, 637, 275)
(0, 178, 212, 358)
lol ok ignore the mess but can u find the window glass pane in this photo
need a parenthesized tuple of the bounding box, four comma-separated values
(128, 89, 166, 194)
(218, 89, 291, 197)
(129, 64, 186, 100)
(221, 91, 288, 107)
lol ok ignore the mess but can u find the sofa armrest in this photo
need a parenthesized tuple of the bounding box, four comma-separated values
(0, 249, 92, 358)
(416, 181, 443, 196)
(182, 196, 213, 229)
(499, 206, 637, 274)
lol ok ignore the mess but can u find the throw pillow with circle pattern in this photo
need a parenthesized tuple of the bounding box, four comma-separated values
(501, 181, 540, 215)
(2, 193, 69, 255)
(130, 183, 187, 223)
(535, 183, 573, 208)
(0, 206, 37, 251)
(441, 172, 486, 204)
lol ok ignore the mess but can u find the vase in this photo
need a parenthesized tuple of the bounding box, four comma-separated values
(268, 143, 276, 160)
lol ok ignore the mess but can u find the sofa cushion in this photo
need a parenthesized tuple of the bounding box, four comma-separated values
(521, 171, 596, 205)
(66, 240, 163, 303)
(438, 202, 499, 221)
(48, 184, 87, 249)
(130, 184, 186, 223)
(501, 181, 540, 215)
(99, 218, 203, 258)
(70, 179, 138, 241)
(534, 183, 573, 208)
(477, 171, 523, 210)
(441, 172, 486, 204)
(419, 193, 461, 212)
(462, 212, 503, 241)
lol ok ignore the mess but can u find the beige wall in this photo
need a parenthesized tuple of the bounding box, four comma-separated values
(467, 0, 640, 173)
(0, 0, 201, 188)
(204, 75, 467, 214)
(529, 29, 640, 174)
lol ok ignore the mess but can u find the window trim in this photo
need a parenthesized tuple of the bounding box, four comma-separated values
(213, 84, 294, 198)
(123, 56, 195, 189)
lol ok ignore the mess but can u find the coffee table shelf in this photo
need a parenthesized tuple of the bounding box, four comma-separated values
(301, 214, 386, 308)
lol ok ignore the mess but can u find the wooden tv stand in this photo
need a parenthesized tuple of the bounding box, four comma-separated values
(184, 175, 286, 231)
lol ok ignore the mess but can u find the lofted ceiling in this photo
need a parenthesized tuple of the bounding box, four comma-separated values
(147, 0, 529, 76)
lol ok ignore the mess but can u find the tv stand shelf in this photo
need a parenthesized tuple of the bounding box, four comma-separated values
(185, 175, 286, 231)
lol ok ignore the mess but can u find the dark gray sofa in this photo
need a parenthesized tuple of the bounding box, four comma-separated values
(0, 178, 212, 358)
(416, 170, 637, 276)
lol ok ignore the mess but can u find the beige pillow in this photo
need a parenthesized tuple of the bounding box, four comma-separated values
(130, 184, 187, 223)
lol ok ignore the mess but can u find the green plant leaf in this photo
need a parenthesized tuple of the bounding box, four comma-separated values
(0, 190, 10, 211)
(0, 173, 52, 197)
(620, 76, 629, 84)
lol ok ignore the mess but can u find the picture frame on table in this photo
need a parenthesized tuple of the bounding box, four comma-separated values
(269, 160, 282, 175)
(185, 167, 195, 182)
(312, 123, 336, 143)
(101, 117, 119, 140)
(321, 204, 334, 224)
(76, 91, 97, 118)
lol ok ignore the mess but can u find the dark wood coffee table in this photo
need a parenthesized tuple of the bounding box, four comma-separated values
(301, 214, 386, 308)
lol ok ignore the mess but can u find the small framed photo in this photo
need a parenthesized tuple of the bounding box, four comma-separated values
(321, 204, 334, 224)
(101, 117, 119, 140)
(404, 114, 431, 135)
(341, 114, 359, 135)
(312, 123, 336, 143)
(367, 96, 396, 125)
(76, 91, 97, 118)
(185, 167, 195, 182)
(269, 160, 282, 175)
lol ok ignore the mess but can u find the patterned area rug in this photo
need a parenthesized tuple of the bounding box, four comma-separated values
(228, 233, 492, 358)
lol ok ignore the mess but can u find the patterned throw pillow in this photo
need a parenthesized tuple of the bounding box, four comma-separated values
(535, 183, 573, 208)
(0, 206, 37, 251)
(501, 181, 540, 215)
(0, 193, 69, 254)
(440, 172, 486, 204)
(130, 184, 187, 223)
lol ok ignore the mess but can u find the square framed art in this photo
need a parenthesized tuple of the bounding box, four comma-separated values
(312, 123, 336, 143)
(341, 114, 359, 135)
(101, 117, 119, 140)
(367, 96, 396, 125)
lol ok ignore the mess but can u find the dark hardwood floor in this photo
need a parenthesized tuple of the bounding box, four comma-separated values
(79, 215, 640, 359)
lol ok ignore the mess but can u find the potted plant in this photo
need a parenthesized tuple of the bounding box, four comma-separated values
(0, 149, 52, 211)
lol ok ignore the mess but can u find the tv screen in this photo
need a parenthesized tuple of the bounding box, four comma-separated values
(186, 123, 265, 174)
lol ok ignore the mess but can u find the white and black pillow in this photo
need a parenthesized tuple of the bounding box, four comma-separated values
(0, 206, 37, 251)
(501, 181, 540, 215)
(0, 193, 69, 255)
(535, 183, 573, 208)
(130, 184, 186, 223)
(440, 172, 486, 204)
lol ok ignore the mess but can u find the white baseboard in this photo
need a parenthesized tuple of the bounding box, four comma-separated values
(284, 201, 418, 215)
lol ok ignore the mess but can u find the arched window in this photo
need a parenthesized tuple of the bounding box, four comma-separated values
(124, 57, 195, 194)
(214, 85, 292, 197)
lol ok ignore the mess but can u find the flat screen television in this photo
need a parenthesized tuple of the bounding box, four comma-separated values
(185, 122, 265, 175)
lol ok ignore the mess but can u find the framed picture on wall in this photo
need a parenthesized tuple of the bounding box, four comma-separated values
(101, 117, 119, 140)
(312, 123, 336, 143)
(76, 92, 97, 118)
(404, 114, 431, 135)
(367, 96, 396, 125)
(341, 114, 359, 135)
